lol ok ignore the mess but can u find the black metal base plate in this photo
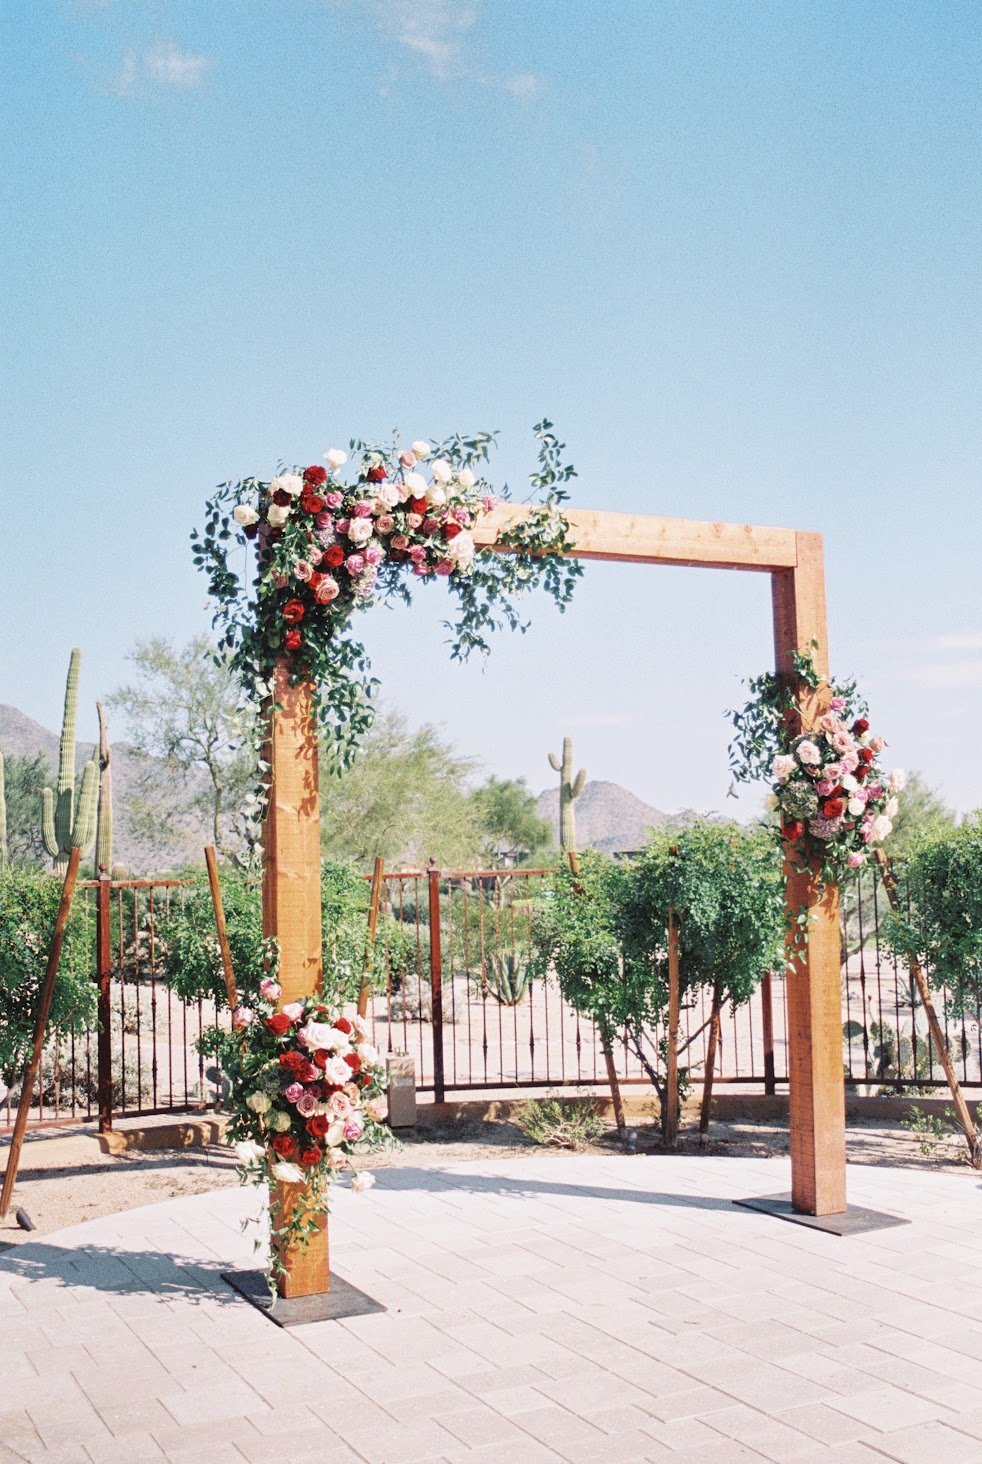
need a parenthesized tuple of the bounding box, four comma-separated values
(733, 1193, 910, 1236)
(221, 1269, 385, 1327)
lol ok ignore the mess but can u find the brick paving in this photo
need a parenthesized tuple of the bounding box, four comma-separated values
(1, 1155, 982, 1461)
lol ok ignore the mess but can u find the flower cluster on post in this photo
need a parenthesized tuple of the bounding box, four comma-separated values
(729, 649, 904, 883)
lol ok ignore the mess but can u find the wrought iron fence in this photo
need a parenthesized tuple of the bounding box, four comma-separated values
(5, 862, 981, 1134)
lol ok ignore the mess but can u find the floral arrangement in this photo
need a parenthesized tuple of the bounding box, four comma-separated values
(192, 424, 580, 767)
(201, 977, 388, 1283)
(728, 648, 904, 881)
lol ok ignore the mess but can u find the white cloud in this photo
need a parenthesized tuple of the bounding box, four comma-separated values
(504, 71, 544, 101)
(897, 660, 982, 690)
(106, 39, 212, 97)
(367, 0, 477, 77)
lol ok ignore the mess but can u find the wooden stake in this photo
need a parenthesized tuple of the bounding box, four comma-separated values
(567, 850, 627, 1139)
(0, 847, 82, 1218)
(665, 903, 681, 1148)
(699, 989, 722, 1135)
(874, 849, 981, 1167)
(357, 855, 385, 1019)
(204, 845, 238, 1011)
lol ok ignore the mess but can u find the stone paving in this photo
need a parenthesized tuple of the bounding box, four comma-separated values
(2, 1154, 982, 1462)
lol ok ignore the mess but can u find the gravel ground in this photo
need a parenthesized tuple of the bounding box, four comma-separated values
(1, 1105, 973, 1251)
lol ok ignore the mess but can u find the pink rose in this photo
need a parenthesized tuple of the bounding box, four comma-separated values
(232, 1006, 254, 1031)
(324, 490, 344, 509)
(797, 740, 821, 767)
(366, 1096, 388, 1121)
(335, 517, 350, 535)
(435, 559, 454, 576)
(314, 576, 340, 604)
(259, 978, 281, 1001)
(376, 515, 395, 535)
(294, 560, 312, 582)
(422, 517, 441, 536)
(391, 533, 409, 550)
(816, 779, 836, 797)
(272, 571, 288, 590)
(408, 544, 427, 562)
(364, 545, 383, 565)
(840, 751, 859, 773)
(869, 736, 885, 754)
(412, 562, 432, 577)
(343, 1117, 365, 1142)
(406, 512, 423, 529)
(832, 732, 854, 754)
(398, 449, 416, 467)
(329, 1091, 353, 1121)
(296, 1092, 318, 1117)
(847, 851, 867, 868)
(482, 495, 498, 512)
(352, 500, 374, 518)
(829, 696, 846, 711)
(284, 1082, 304, 1103)
(867, 781, 884, 798)
(308, 546, 323, 566)
(453, 507, 471, 525)
(345, 553, 365, 575)
(823, 763, 842, 782)
(281, 1002, 303, 1022)
(818, 714, 839, 734)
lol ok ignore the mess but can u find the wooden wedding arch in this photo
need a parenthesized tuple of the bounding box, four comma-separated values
(266, 506, 846, 1300)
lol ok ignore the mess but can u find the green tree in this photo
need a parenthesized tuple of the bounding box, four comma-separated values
(319, 710, 481, 868)
(885, 816, 982, 1015)
(0, 752, 53, 868)
(887, 771, 954, 854)
(109, 636, 257, 859)
(470, 776, 552, 863)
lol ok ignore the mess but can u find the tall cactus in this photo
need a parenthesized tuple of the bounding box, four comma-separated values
(94, 701, 113, 878)
(41, 648, 97, 873)
(0, 751, 8, 868)
(548, 736, 586, 853)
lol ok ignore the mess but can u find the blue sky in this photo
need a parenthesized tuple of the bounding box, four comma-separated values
(4, 1, 980, 814)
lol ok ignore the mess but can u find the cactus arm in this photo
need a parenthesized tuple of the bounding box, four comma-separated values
(41, 788, 59, 857)
(56, 647, 82, 827)
(572, 767, 587, 800)
(547, 751, 561, 773)
(73, 759, 98, 853)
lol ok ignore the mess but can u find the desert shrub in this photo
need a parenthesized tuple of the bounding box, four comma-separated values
(515, 1094, 605, 1150)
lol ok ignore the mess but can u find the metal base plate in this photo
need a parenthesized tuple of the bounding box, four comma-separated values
(221, 1269, 385, 1327)
(734, 1193, 910, 1236)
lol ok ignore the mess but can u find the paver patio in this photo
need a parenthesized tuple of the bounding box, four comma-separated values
(2, 1154, 982, 1462)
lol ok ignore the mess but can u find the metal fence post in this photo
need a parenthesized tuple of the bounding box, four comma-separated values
(428, 867, 445, 1103)
(761, 970, 776, 1096)
(96, 877, 113, 1132)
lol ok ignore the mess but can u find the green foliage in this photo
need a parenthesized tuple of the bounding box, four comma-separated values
(0, 753, 7, 869)
(515, 1094, 605, 1151)
(0, 752, 53, 868)
(109, 636, 258, 861)
(485, 951, 533, 1005)
(903, 1105, 956, 1156)
(885, 816, 982, 1015)
(158, 860, 394, 1009)
(0, 868, 96, 1081)
(470, 776, 551, 863)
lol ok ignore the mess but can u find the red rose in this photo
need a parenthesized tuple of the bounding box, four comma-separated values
(823, 798, 845, 819)
(265, 1013, 292, 1037)
(335, 1017, 352, 1035)
(272, 1134, 295, 1157)
(854, 765, 868, 782)
(312, 1048, 329, 1069)
(409, 496, 428, 516)
(307, 1114, 330, 1138)
(300, 1147, 322, 1167)
(441, 522, 461, 541)
(303, 465, 328, 486)
(852, 718, 870, 736)
(283, 629, 302, 652)
(243, 522, 259, 541)
(301, 493, 326, 515)
(366, 465, 387, 483)
(283, 598, 305, 625)
(343, 1052, 361, 1074)
(324, 545, 345, 568)
(388, 549, 408, 563)
(782, 821, 805, 842)
(860, 747, 875, 764)
(272, 488, 293, 507)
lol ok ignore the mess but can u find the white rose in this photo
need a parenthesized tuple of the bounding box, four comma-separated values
(430, 458, 452, 483)
(347, 517, 373, 545)
(326, 1121, 346, 1148)
(886, 797, 899, 818)
(270, 473, 303, 497)
(351, 1014, 370, 1040)
(234, 1139, 264, 1164)
(325, 1056, 351, 1086)
(271, 1162, 304, 1184)
(351, 1172, 376, 1194)
(301, 1021, 347, 1052)
(840, 774, 858, 793)
(888, 769, 906, 793)
(233, 504, 259, 527)
(325, 448, 348, 470)
(871, 815, 893, 843)
(267, 503, 290, 528)
(425, 483, 447, 508)
(457, 467, 476, 490)
(448, 531, 475, 566)
(246, 1092, 271, 1115)
(378, 483, 400, 508)
(356, 1042, 379, 1066)
(270, 1110, 292, 1133)
(411, 440, 430, 459)
(847, 798, 866, 817)
(403, 471, 427, 495)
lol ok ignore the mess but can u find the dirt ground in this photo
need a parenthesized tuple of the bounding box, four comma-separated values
(0, 1108, 974, 1251)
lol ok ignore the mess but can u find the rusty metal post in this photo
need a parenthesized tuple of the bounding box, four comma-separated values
(428, 867, 445, 1103)
(760, 971, 777, 1097)
(96, 876, 113, 1133)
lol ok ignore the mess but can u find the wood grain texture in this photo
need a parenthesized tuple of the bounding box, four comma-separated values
(473, 505, 798, 571)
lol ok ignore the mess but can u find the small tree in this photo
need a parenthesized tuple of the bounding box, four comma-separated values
(885, 816, 982, 1016)
(471, 775, 552, 863)
(0, 752, 53, 868)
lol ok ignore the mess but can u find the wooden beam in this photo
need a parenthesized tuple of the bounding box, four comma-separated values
(262, 659, 329, 1298)
(772, 532, 847, 1217)
(473, 505, 798, 572)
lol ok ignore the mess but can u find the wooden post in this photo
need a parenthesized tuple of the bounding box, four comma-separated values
(760, 971, 777, 1096)
(665, 904, 681, 1148)
(96, 876, 113, 1134)
(874, 849, 981, 1167)
(568, 850, 627, 1138)
(428, 867, 445, 1103)
(772, 535, 847, 1216)
(358, 855, 385, 1019)
(699, 990, 722, 1135)
(263, 660, 328, 1299)
(1, 848, 82, 1218)
(204, 846, 238, 1010)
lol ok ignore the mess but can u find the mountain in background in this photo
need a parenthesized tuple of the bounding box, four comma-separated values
(535, 779, 690, 854)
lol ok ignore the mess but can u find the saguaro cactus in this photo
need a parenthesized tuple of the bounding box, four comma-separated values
(41, 648, 97, 873)
(548, 736, 586, 853)
(0, 752, 8, 868)
(94, 701, 113, 878)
